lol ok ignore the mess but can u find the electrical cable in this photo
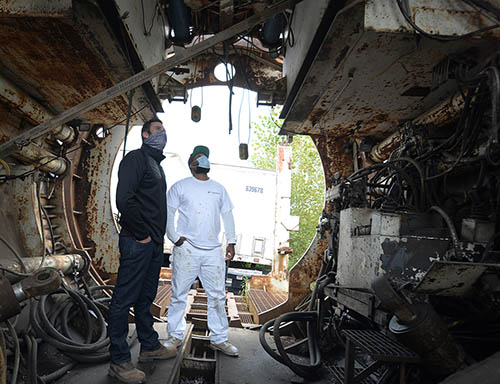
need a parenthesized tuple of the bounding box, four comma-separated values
(0, 235, 27, 274)
(4, 320, 19, 384)
(396, 0, 500, 41)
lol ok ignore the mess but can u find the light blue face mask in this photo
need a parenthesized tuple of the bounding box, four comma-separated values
(196, 155, 210, 169)
(144, 129, 167, 151)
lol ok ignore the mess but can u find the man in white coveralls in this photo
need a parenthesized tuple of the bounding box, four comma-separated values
(166, 145, 239, 357)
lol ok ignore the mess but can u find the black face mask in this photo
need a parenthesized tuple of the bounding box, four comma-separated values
(195, 167, 210, 174)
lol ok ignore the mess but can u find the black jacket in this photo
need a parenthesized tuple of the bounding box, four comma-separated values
(116, 144, 166, 244)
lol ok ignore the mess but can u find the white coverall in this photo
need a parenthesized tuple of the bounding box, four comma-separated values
(166, 177, 236, 344)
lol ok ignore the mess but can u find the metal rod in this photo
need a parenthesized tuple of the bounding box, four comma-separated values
(0, 0, 301, 160)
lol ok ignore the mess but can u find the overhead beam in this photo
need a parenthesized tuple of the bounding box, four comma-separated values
(0, 0, 301, 160)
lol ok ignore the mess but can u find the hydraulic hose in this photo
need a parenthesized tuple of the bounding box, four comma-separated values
(5, 320, 19, 384)
(260, 311, 321, 378)
(30, 288, 111, 363)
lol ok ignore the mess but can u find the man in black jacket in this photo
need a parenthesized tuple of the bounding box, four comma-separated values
(109, 118, 175, 384)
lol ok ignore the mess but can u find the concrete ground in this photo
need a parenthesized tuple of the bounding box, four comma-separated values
(439, 352, 500, 384)
(216, 328, 332, 384)
(55, 323, 180, 384)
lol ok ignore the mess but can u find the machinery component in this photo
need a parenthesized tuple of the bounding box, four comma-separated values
(0, 268, 61, 322)
(50, 125, 76, 145)
(167, 0, 194, 45)
(372, 275, 465, 375)
(191, 105, 201, 122)
(0, 274, 20, 323)
(371, 92, 465, 162)
(10, 142, 67, 175)
(389, 305, 465, 375)
(334, 329, 419, 384)
(239, 143, 249, 160)
(261, 13, 286, 49)
(3, 254, 86, 282)
(336, 208, 449, 288)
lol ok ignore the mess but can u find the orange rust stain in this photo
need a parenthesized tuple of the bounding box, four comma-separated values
(0, 17, 130, 124)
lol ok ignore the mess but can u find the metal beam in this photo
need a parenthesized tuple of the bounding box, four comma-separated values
(0, 0, 301, 159)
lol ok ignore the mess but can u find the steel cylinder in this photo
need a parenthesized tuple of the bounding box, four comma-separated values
(51, 125, 75, 144)
(389, 304, 465, 375)
(12, 142, 67, 175)
(4, 254, 85, 282)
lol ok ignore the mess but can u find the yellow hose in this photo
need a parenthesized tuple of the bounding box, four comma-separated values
(0, 159, 10, 176)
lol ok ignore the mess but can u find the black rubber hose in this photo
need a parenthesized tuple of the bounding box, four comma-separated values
(259, 311, 322, 378)
(273, 311, 321, 378)
(30, 293, 109, 355)
(5, 319, 20, 384)
(36, 292, 108, 351)
(30, 335, 38, 384)
(259, 319, 287, 365)
(38, 362, 76, 384)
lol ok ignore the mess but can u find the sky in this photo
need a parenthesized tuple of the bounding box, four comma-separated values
(120, 85, 272, 167)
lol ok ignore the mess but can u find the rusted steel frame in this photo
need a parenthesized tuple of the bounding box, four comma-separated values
(0, 75, 53, 125)
(0, 0, 302, 160)
(371, 92, 465, 162)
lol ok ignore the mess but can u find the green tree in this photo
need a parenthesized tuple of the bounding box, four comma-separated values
(250, 108, 325, 268)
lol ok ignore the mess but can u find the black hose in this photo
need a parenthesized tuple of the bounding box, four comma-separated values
(30, 288, 111, 363)
(5, 320, 20, 384)
(260, 311, 321, 378)
(430, 206, 460, 252)
(38, 362, 76, 384)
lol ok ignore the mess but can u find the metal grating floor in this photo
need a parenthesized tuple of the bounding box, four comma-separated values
(342, 330, 419, 363)
(248, 290, 287, 314)
(239, 313, 255, 324)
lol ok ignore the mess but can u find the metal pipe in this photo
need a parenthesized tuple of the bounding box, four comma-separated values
(10, 142, 67, 175)
(3, 254, 85, 282)
(371, 92, 465, 162)
(50, 125, 75, 145)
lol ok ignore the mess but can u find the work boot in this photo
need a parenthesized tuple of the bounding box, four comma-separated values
(108, 361, 146, 384)
(210, 341, 239, 357)
(138, 343, 177, 362)
(166, 336, 182, 349)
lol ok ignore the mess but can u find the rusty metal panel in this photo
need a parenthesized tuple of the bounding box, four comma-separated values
(0, 0, 72, 17)
(415, 261, 491, 296)
(283, 0, 330, 98)
(365, 0, 500, 37)
(281, 1, 500, 139)
(0, 1, 155, 127)
(79, 129, 124, 274)
(336, 208, 451, 289)
(113, 0, 167, 91)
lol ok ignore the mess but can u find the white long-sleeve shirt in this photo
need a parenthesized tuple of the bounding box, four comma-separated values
(166, 177, 236, 249)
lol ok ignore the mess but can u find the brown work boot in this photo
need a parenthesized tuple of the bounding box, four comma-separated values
(138, 343, 177, 362)
(108, 361, 146, 384)
(210, 341, 239, 357)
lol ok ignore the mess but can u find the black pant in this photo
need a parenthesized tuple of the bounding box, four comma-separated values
(108, 236, 163, 363)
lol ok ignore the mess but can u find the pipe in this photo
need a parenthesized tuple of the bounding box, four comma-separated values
(10, 142, 67, 174)
(50, 125, 75, 144)
(2, 254, 85, 282)
(371, 92, 465, 162)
